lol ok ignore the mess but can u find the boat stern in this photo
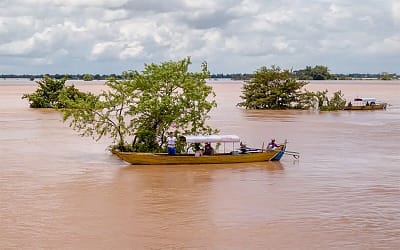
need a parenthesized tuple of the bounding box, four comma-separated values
(271, 144, 286, 161)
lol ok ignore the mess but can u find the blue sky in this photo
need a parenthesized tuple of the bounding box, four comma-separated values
(1, 0, 399, 74)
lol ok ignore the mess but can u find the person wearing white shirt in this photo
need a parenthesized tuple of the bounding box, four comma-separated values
(167, 132, 177, 155)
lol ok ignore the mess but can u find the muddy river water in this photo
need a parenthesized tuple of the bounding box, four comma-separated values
(1, 79, 399, 249)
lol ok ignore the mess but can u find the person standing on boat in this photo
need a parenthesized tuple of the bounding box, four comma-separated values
(267, 139, 279, 150)
(167, 132, 177, 155)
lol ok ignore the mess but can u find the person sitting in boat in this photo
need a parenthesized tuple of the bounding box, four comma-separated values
(267, 139, 279, 150)
(194, 143, 203, 157)
(203, 142, 214, 155)
(240, 141, 247, 153)
(195, 149, 203, 157)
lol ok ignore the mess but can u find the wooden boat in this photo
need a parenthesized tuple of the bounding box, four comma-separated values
(113, 135, 287, 165)
(344, 98, 387, 110)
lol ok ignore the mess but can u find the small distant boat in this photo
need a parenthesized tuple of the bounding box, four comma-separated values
(344, 97, 387, 110)
(113, 134, 289, 165)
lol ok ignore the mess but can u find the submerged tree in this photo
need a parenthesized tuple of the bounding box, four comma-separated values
(293, 65, 334, 80)
(61, 57, 218, 152)
(322, 90, 346, 111)
(22, 75, 84, 108)
(238, 65, 346, 111)
(297, 89, 346, 111)
(238, 65, 308, 109)
(82, 74, 94, 81)
(22, 75, 67, 108)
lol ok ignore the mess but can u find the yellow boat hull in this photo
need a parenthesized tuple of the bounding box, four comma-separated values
(344, 104, 386, 110)
(113, 146, 284, 165)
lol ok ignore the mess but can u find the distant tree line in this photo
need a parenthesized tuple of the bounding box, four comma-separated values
(1, 74, 122, 81)
(211, 73, 253, 80)
(2, 66, 398, 80)
(335, 72, 397, 80)
(2, 73, 255, 81)
(212, 65, 398, 80)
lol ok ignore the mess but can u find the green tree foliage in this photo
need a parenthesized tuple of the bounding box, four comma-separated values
(297, 89, 327, 109)
(237, 66, 308, 109)
(297, 89, 346, 110)
(82, 74, 94, 81)
(322, 90, 346, 111)
(22, 75, 82, 108)
(60, 81, 133, 150)
(61, 57, 218, 152)
(294, 65, 334, 80)
(239, 66, 346, 111)
(380, 72, 393, 80)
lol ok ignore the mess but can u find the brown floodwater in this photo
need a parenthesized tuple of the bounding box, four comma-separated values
(1, 79, 399, 249)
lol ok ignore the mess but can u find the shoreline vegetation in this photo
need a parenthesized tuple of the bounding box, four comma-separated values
(2, 65, 399, 81)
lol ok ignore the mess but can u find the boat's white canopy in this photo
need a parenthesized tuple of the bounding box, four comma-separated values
(184, 135, 240, 143)
(354, 97, 376, 102)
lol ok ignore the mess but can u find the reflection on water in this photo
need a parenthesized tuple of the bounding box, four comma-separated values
(1, 80, 399, 249)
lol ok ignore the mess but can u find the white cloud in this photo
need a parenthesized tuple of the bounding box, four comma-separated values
(228, 0, 261, 16)
(273, 37, 293, 52)
(90, 42, 122, 60)
(102, 9, 129, 21)
(393, 0, 400, 24)
(181, 0, 218, 10)
(366, 35, 400, 55)
(20, 0, 129, 8)
(0, 0, 399, 74)
(119, 42, 144, 59)
(0, 38, 36, 56)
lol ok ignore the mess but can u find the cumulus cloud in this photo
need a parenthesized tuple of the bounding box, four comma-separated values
(393, 0, 400, 24)
(0, 0, 399, 74)
(366, 35, 400, 55)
